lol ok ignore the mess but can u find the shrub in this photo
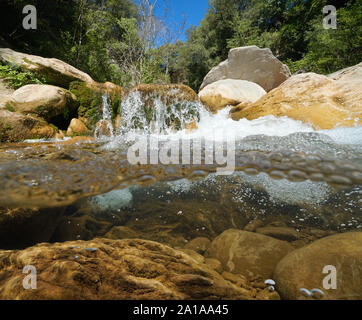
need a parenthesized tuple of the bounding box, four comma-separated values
(0, 62, 47, 89)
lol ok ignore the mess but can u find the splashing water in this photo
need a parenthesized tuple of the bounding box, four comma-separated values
(94, 94, 114, 140)
(116, 90, 203, 136)
(1, 90, 361, 208)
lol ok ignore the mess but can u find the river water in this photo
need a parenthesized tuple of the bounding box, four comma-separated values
(0, 92, 361, 299)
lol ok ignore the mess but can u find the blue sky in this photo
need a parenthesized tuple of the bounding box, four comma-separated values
(154, 0, 209, 42)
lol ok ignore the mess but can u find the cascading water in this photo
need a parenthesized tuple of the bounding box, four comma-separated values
(101, 94, 112, 121)
(94, 94, 115, 140)
(116, 89, 203, 136)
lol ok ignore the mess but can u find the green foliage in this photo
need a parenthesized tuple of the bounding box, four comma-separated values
(0, 63, 46, 89)
(291, 0, 362, 74)
(1, 0, 359, 92)
(69, 81, 103, 128)
(5, 103, 15, 112)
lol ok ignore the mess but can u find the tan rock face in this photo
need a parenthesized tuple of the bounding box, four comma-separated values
(0, 48, 94, 88)
(8, 84, 78, 123)
(199, 79, 266, 112)
(206, 229, 294, 279)
(0, 110, 56, 142)
(66, 118, 89, 136)
(0, 238, 251, 300)
(200, 46, 291, 92)
(231, 67, 362, 129)
(274, 232, 362, 300)
(328, 62, 362, 81)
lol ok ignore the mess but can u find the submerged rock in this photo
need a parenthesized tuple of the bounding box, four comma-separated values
(255, 227, 301, 242)
(185, 237, 211, 255)
(274, 232, 362, 300)
(231, 65, 362, 129)
(0, 238, 252, 300)
(105, 226, 141, 240)
(0, 207, 65, 249)
(206, 229, 294, 279)
(199, 79, 266, 112)
(51, 213, 112, 243)
(200, 46, 291, 92)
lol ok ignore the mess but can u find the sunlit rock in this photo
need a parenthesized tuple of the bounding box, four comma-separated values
(199, 79, 266, 112)
(0, 48, 94, 88)
(66, 118, 89, 136)
(200, 46, 291, 92)
(231, 64, 362, 129)
(7, 84, 78, 126)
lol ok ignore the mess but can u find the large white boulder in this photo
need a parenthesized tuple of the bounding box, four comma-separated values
(200, 46, 291, 92)
(199, 79, 266, 112)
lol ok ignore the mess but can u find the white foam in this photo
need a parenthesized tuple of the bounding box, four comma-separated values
(319, 126, 362, 145)
(163, 107, 315, 141)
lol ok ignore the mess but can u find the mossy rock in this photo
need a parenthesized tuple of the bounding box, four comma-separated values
(69, 81, 125, 130)
(9, 84, 79, 130)
(123, 84, 201, 131)
(131, 84, 198, 106)
(0, 110, 56, 142)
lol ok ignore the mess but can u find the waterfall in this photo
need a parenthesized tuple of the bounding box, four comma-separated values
(115, 90, 204, 136)
(101, 94, 112, 121)
(94, 94, 114, 139)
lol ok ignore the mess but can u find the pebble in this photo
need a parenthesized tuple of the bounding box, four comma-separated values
(268, 286, 275, 292)
(311, 288, 325, 299)
(300, 288, 312, 297)
(264, 279, 276, 286)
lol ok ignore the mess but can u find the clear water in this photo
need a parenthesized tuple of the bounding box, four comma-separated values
(0, 93, 361, 300)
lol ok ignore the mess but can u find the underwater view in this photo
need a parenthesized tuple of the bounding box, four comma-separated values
(0, 0, 361, 304)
